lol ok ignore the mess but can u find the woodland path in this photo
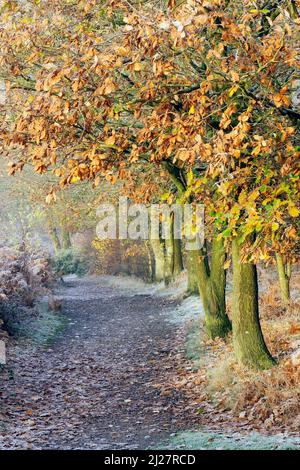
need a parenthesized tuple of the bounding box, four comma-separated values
(0, 276, 193, 449)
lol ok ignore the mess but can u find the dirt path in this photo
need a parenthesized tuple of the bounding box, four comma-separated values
(0, 276, 193, 450)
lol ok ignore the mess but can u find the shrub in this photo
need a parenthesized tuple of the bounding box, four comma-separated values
(52, 248, 88, 277)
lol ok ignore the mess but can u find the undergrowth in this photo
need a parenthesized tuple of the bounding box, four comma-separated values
(190, 270, 300, 432)
(52, 248, 89, 277)
(8, 299, 67, 346)
(185, 319, 205, 370)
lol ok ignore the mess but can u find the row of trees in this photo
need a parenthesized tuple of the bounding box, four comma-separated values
(0, 160, 99, 254)
(0, 0, 299, 369)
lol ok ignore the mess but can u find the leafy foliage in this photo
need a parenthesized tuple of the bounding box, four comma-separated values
(52, 248, 89, 277)
(0, 0, 299, 262)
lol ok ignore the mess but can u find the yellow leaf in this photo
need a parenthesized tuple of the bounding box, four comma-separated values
(71, 175, 80, 183)
(189, 105, 195, 115)
(116, 46, 128, 57)
(133, 62, 142, 72)
(26, 95, 35, 105)
(229, 85, 239, 97)
(252, 145, 261, 156)
(288, 206, 299, 218)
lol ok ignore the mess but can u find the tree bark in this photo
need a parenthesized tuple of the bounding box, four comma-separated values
(163, 213, 183, 284)
(232, 238, 275, 369)
(186, 248, 200, 294)
(173, 237, 184, 276)
(197, 239, 231, 339)
(145, 241, 155, 282)
(164, 227, 174, 285)
(150, 238, 165, 282)
(276, 253, 291, 303)
(61, 228, 72, 249)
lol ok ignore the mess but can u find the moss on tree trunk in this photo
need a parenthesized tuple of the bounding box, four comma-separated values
(196, 238, 231, 339)
(232, 238, 275, 370)
(173, 237, 184, 276)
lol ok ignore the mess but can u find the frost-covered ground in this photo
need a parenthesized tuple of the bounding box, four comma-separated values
(0, 275, 194, 449)
(101, 275, 300, 450)
(74, 273, 203, 323)
(161, 430, 300, 450)
(1, 274, 299, 450)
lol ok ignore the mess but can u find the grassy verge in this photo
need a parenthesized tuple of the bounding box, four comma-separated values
(185, 319, 204, 370)
(158, 282, 300, 450)
(157, 430, 300, 450)
(9, 299, 68, 346)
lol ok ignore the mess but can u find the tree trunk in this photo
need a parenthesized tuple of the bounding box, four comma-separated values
(145, 241, 154, 282)
(197, 239, 231, 339)
(48, 225, 61, 254)
(61, 228, 72, 249)
(150, 238, 165, 282)
(186, 248, 200, 294)
(210, 238, 227, 316)
(232, 238, 275, 369)
(276, 253, 291, 303)
(164, 213, 183, 284)
(164, 230, 174, 285)
(173, 237, 184, 276)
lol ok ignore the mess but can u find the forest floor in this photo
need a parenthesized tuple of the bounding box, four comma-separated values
(0, 275, 300, 450)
